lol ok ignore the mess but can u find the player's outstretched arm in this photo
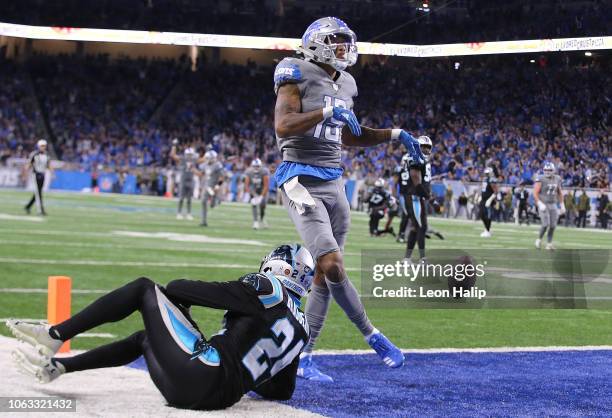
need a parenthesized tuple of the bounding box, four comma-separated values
(342, 126, 425, 163)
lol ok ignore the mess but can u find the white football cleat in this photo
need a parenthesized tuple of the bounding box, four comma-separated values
(546, 242, 555, 250)
(6, 320, 63, 357)
(252, 221, 260, 230)
(480, 230, 491, 238)
(261, 219, 269, 229)
(176, 213, 184, 220)
(535, 238, 542, 249)
(12, 348, 65, 383)
(186, 214, 194, 221)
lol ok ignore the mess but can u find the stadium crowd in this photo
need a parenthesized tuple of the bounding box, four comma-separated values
(1, 52, 610, 193)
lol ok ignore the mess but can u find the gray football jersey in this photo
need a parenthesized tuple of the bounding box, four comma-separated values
(180, 154, 197, 185)
(536, 174, 562, 204)
(201, 161, 224, 188)
(245, 167, 270, 194)
(273, 57, 358, 168)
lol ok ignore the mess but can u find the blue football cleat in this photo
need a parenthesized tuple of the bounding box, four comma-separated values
(367, 332, 404, 368)
(297, 355, 334, 382)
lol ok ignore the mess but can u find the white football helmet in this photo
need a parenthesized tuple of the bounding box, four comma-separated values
(37, 139, 47, 150)
(298, 17, 358, 71)
(417, 136, 433, 161)
(543, 162, 555, 177)
(484, 167, 494, 177)
(259, 244, 315, 298)
(374, 178, 385, 188)
(204, 150, 218, 163)
(251, 158, 262, 168)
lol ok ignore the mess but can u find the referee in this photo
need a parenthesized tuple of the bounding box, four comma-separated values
(24, 139, 51, 216)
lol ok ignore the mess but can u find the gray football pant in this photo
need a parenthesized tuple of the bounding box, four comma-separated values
(281, 176, 374, 352)
(201, 189, 213, 222)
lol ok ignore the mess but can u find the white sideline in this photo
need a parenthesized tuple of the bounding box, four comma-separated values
(0, 335, 322, 418)
(0, 213, 44, 222)
(315, 345, 612, 355)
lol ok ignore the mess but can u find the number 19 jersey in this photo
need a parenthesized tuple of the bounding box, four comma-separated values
(273, 57, 358, 168)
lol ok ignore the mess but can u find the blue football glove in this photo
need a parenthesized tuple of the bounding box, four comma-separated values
(398, 130, 424, 164)
(331, 107, 362, 137)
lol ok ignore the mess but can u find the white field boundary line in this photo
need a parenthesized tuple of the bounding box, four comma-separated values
(0, 257, 363, 271)
(0, 213, 44, 222)
(315, 345, 612, 355)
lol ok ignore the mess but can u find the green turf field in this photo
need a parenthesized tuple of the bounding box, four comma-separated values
(0, 189, 610, 351)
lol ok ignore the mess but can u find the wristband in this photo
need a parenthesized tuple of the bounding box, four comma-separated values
(322, 106, 334, 119)
(391, 129, 402, 140)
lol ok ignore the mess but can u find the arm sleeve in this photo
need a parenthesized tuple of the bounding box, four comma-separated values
(273, 58, 305, 95)
(252, 357, 299, 401)
(165, 278, 265, 316)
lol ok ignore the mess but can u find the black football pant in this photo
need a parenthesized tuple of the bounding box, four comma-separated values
(405, 196, 427, 259)
(50, 278, 224, 409)
(369, 209, 384, 235)
(25, 173, 45, 214)
(481, 203, 492, 231)
(518, 203, 529, 224)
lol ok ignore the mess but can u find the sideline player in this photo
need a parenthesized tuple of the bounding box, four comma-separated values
(534, 162, 564, 249)
(24, 139, 51, 216)
(273, 16, 424, 380)
(480, 167, 498, 237)
(170, 139, 197, 220)
(244, 158, 270, 229)
(199, 150, 225, 227)
(367, 178, 394, 237)
(400, 136, 433, 263)
(8, 244, 314, 410)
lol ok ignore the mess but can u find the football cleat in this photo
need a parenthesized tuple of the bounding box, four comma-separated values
(535, 238, 542, 249)
(367, 331, 404, 368)
(6, 320, 63, 358)
(200, 221, 208, 227)
(261, 219, 269, 229)
(297, 354, 334, 383)
(480, 230, 491, 238)
(176, 213, 184, 220)
(253, 221, 260, 230)
(185, 214, 194, 221)
(546, 242, 555, 250)
(12, 348, 65, 383)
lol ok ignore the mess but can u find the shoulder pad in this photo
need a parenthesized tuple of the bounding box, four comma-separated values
(274, 58, 304, 94)
(239, 272, 284, 309)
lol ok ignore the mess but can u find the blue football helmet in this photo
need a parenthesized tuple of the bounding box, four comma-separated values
(259, 244, 314, 298)
(298, 17, 358, 71)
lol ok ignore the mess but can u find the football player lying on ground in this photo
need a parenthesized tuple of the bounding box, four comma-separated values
(7, 244, 314, 411)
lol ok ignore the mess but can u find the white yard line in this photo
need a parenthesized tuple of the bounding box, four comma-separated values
(0, 213, 44, 222)
(315, 345, 612, 355)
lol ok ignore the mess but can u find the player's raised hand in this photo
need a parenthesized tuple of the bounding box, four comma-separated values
(398, 130, 425, 164)
(328, 107, 362, 136)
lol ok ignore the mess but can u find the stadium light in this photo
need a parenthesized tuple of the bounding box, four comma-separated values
(585, 51, 592, 56)
(530, 59, 535, 63)
(454, 62, 460, 70)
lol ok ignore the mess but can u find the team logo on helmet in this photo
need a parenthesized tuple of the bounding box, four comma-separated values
(259, 244, 315, 298)
(298, 17, 358, 71)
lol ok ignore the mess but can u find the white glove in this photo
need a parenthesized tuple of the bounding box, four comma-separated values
(251, 195, 263, 206)
(537, 201, 547, 212)
(485, 194, 495, 208)
(559, 203, 566, 216)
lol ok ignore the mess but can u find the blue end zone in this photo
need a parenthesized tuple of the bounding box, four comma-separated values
(128, 351, 612, 417)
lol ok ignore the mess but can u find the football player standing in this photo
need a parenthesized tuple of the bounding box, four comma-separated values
(534, 162, 564, 249)
(400, 136, 433, 263)
(244, 158, 270, 229)
(480, 167, 498, 238)
(273, 17, 424, 381)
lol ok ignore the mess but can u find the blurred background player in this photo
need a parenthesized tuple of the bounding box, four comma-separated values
(480, 167, 498, 238)
(8, 244, 314, 410)
(273, 17, 423, 380)
(367, 178, 395, 237)
(534, 162, 564, 249)
(244, 158, 270, 230)
(198, 150, 225, 227)
(394, 153, 411, 243)
(24, 139, 51, 216)
(515, 183, 530, 225)
(403, 136, 433, 263)
(170, 139, 198, 220)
